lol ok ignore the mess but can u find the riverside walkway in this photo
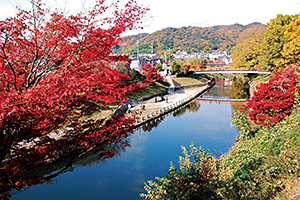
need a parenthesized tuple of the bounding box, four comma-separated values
(130, 78, 215, 126)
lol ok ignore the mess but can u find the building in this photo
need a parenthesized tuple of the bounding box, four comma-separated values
(129, 55, 162, 72)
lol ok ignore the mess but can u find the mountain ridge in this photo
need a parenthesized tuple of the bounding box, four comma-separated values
(115, 22, 266, 56)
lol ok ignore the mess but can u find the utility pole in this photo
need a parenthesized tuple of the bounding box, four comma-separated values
(137, 40, 141, 71)
(137, 40, 139, 60)
(151, 42, 154, 67)
(164, 51, 167, 62)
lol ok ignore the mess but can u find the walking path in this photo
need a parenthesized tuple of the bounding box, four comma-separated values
(128, 74, 214, 126)
(130, 88, 201, 110)
(130, 75, 208, 109)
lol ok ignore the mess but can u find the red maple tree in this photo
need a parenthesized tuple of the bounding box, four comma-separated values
(142, 63, 163, 84)
(0, 0, 149, 196)
(242, 66, 300, 126)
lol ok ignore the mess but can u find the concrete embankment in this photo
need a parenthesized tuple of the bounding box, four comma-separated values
(131, 79, 215, 127)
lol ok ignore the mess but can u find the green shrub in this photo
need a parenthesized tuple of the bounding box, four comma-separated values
(231, 109, 260, 139)
(140, 143, 219, 200)
(218, 108, 300, 199)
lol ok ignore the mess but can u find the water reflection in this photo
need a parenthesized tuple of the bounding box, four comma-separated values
(200, 76, 250, 130)
(230, 77, 250, 99)
(173, 103, 201, 117)
(2, 140, 130, 199)
(140, 117, 164, 132)
(138, 102, 201, 132)
(204, 76, 250, 100)
(6, 75, 250, 200)
(1, 112, 135, 200)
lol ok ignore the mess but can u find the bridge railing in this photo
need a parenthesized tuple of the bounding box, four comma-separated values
(194, 67, 268, 72)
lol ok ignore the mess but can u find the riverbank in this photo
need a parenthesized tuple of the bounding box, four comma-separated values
(141, 104, 300, 199)
(222, 106, 300, 200)
(140, 74, 300, 200)
(131, 84, 213, 126)
(125, 75, 213, 126)
(249, 75, 270, 96)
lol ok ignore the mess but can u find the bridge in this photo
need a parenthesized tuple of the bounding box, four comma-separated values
(195, 70, 270, 74)
(194, 67, 271, 74)
(194, 97, 247, 105)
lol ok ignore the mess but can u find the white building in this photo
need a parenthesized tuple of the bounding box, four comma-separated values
(129, 59, 142, 72)
(159, 63, 171, 77)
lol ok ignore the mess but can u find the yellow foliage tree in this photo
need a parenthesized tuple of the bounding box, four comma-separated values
(231, 27, 266, 68)
(262, 14, 293, 71)
(187, 57, 202, 70)
(276, 14, 300, 67)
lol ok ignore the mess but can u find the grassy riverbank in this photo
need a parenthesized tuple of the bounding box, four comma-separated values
(141, 106, 300, 199)
(172, 75, 207, 86)
(219, 106, 300, 199)
(125, 82, 168, 100)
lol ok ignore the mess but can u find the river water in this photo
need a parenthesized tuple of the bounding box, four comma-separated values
(10, 77, 248, 200)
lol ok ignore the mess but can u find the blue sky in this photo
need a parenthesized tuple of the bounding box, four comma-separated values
(1, 0, 300, 36)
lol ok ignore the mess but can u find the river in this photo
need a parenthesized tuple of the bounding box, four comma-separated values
(9, 77, 248, 200)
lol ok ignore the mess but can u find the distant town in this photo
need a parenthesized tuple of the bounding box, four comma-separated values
(128, 50, 232, 72)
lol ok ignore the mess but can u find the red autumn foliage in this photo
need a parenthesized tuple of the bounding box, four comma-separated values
(186, 64, 191, 71)
(242, 67, 300, 126)
(0, 0, 149, 196)
(141, 63, 163, 84)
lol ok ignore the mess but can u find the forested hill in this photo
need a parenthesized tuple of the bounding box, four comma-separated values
(114, 22, 266, 56)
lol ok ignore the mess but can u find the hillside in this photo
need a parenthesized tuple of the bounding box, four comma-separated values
(114, 22, 266, 56)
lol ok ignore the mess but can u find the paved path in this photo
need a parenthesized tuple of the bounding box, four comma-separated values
(130, 75, 203, 110)
(131, 89, 200, 110)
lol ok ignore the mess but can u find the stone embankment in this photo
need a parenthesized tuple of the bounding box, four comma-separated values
(249, 75, 270, 97)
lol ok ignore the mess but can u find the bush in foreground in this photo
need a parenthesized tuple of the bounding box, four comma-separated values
(140, 143, 219, 200)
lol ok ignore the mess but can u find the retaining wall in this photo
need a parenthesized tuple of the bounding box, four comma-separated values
(134, 80, 215, 127)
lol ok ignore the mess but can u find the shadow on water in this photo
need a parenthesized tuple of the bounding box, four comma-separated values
(0, 111, 137, 200)
(1, 139, 129, 199)
(138, 102, 201, 132)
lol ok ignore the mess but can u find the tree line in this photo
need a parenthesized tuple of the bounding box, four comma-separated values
(231, 14, 300, 72)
